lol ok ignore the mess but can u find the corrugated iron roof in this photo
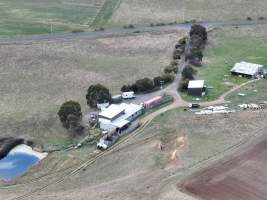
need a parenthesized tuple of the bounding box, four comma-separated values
(231, 61, 263, 76)
(188, 80, 205, 89)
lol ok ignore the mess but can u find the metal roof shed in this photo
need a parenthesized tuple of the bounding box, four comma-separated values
(231, 61, 263, 77)
(188, 80, 205, 96)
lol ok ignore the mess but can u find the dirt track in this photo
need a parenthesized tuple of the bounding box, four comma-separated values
(181, 136, 267, 200)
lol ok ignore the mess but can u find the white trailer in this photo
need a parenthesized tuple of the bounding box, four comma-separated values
(122, 91, 136, 99)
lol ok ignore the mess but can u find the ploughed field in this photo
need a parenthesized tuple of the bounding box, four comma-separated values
(181, 138, 267, 200)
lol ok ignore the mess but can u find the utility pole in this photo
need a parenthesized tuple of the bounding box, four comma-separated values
(50, 23, 53, 34)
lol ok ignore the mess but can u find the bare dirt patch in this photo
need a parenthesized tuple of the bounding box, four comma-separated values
(181, 136, 267, 200)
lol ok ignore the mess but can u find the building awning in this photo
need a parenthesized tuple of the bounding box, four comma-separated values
(111, 119, 130, 128)
(188, 80, 205, 89)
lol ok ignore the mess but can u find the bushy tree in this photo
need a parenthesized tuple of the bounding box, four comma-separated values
(178, 37, 186, 45)
(153, 76, 163, 87)
(190, 34, 206, 50)
(170, 60, 178, 66)
(186, 50, 203, 66)
(161, 73, 175, 83)
(164, 65, 179, 74)
(86, 84, 111, 108)
(135, 78, 154, 92)
(182, 65, 196, 80)
(173, 47, 185, 60)
(58, 101, 82, 130)
(154, 73, 175, 87)
(121, 84, 132, 92)
(190, 24, 207, 42)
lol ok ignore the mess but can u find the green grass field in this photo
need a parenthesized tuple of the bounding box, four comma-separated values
(225, 80, 267, 106)
(181, 25, 267, 102)
(0, 0, 121, 36)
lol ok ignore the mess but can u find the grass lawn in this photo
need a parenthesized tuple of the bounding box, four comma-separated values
(0, 0, 121, 36)
(181, 25, 267, 102)
(225, 80, 267, 107)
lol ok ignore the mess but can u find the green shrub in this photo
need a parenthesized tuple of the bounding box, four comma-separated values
(71, 29, 85, 33)
(161, 73, 175, 83)
(170, 60, 178, 66)
(153, 73, 175, 87)
(164, 65, 179, 74)
(178, 79, 189, 92)
(182, 65, 196, 80)
(173, 49, 182, 60)
(178, 37, 186, 45)
(121, 85, 132, 92)
(135, 78, 155, 92)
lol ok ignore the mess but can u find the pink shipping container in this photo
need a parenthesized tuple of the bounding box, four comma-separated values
(143, 96, 162, 108)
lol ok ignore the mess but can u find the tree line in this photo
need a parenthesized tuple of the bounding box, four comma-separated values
(179, 24, 207, 92)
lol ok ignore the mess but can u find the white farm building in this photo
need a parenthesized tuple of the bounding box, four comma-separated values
(98, 103, 143, 132)
(231, 61, 263, 77)
(188, 80, 205, 96)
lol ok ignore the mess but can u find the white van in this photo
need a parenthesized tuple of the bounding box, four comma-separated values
(122, 91, 136, 99)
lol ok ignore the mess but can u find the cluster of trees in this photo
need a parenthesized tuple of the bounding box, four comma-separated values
(121, 73, 175, 93)
(58, 84, 112, 134)
(186, 24, 207, 67)
(179, 24, 207, 92)
(163, 37, 186, 74)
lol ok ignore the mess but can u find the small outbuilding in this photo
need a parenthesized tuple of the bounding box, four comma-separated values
(231, 61, 263, 78)
(188, 80, 205, 96)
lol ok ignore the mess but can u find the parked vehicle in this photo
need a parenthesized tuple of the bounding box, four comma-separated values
(122, 91, 136, 99)
(188, 103, 200, 108)
(112, 95, 123, 104)
(143, 96, 162, 108)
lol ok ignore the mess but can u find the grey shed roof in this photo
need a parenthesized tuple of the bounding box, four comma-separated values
(231, 61, 263, 76)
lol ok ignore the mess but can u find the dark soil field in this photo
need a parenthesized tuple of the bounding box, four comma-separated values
(181, 137, 267, 200)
